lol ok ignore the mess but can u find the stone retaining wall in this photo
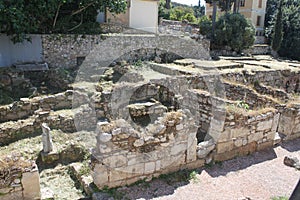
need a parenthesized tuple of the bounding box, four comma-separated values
(42, 34, 210, 69)
(0, 155, 40, 200)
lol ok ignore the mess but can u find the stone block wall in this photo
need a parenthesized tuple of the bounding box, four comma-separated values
(214, 109, 280, 161)
(278, 104, 300, 140)
(0, 155, 40, 200)
(42, 34, 104, 68)
(0, 90, 94, 145)
(42, 34, 210, 69)
(92, 110, 198, 188)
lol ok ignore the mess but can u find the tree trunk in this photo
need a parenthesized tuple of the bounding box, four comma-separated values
(211, 1, 217, 40)
(165, 0, 171, 9)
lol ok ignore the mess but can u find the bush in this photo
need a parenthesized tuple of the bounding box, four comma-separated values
(199, 16, 212, 36)
(214, 13, 255, 53)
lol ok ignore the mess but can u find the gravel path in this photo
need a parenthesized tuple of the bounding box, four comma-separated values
(119, 138, 300, 200)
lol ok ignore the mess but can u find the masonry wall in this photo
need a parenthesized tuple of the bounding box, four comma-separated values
(92, 110, 198, 188)
(0, 155, 40, 200)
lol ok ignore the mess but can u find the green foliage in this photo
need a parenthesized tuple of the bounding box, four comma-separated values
(159, 1, 204, 23)
(0, 0, 127, 43)
(214, 13, 255, 52)
(236, 101, 249, 110)
(266, 0, 300, 60)
(199, 16, 212, 36)
(271, 0, 284, 51)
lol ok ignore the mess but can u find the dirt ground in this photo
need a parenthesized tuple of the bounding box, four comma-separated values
(117, 138, 300, 200)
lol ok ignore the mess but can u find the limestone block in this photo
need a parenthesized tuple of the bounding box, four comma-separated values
(216, 140, 234, 154)
(271, 113, 280, 132)
(22, 168, 41, 200)
(119, 163, 145, 175)
(248, 131, 264, 143)
(144, 162, 156, 174)
(218, 128, 232, 142)
(103, 154, 127, 168)
(133, 139, 144, 147)
(99, 133, 112, 143)
(278, 115, 294, 135)
(1, 191, 23, 200)
(233, 138, 244, 147)
(293, 123, 300, 134)
(187, 138, 197, 162)
(231, 127, 250, 138)
(170, 143, 187, 156)
(197, 139, 215, 159)
(257, 119, 273, 131)
(93, 166, 109, 188)
(109, 169, 130, 182)
(155, 160, 161, 171)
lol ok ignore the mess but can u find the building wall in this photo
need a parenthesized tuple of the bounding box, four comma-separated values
(129, 0, 159, 33)
(0, 35, 43, 67)
(106, 0, 159, 33)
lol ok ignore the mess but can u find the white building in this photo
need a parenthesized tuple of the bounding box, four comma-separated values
(103, 0, 159, 33)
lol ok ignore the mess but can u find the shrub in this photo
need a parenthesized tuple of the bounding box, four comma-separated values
(214, 13, 255, 53)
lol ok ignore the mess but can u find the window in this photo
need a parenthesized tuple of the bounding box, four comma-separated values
(209, 15, 212, 19)
(258, 0, 262, 8)
(240, 0, 245, 7)
(256, 16, 261, 26)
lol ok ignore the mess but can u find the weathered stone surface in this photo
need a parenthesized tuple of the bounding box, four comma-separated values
(284, 156, 300, 169)
(99, 133, 112, 143)
(22, 169, 41, 200)
(197, 139, 215, 159)
(248, 131, 264, 143)
(216, 140, 234, 154)
(257, 119, 273, 131)
(41, 123, 53, 153)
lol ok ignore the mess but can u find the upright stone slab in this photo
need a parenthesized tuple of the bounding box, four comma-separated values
(41, 123, 53, 153)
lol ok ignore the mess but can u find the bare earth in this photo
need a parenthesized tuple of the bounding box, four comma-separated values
(119, 138, 300, 200)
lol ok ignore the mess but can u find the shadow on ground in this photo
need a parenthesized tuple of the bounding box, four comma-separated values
(280, 138, 300, 152)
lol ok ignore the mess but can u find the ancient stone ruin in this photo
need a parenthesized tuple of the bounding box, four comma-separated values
(0, 34, 299, 199)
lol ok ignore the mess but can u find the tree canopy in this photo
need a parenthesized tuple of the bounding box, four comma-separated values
(265, 0, 300, 60)
(0, 0, 127, 42)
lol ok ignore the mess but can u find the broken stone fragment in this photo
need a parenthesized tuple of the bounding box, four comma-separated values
(99, 133, 112, 143)
(284, 156, 300, 169)
(197, 139, 216, 159)
(133, 139, 145, 147)
(112, 128, 122, 136)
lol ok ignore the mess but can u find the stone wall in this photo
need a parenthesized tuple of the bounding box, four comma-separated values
(92, 110, 198, 188)
(42, 34, 211, 69)
(214, 109, 280, 161)
(42, 34, 103, 68)
(0, 155, 40, 200)
(0, 90, 95, 145)
(278, 104, 300, 140)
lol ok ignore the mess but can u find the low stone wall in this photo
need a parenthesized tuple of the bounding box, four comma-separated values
(278, 104, 300, 140)
(92, 110, 198, 188)
(0, 90, 89, 123)
(0, 155, 40, 200)
(214, 109, 280, 161)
